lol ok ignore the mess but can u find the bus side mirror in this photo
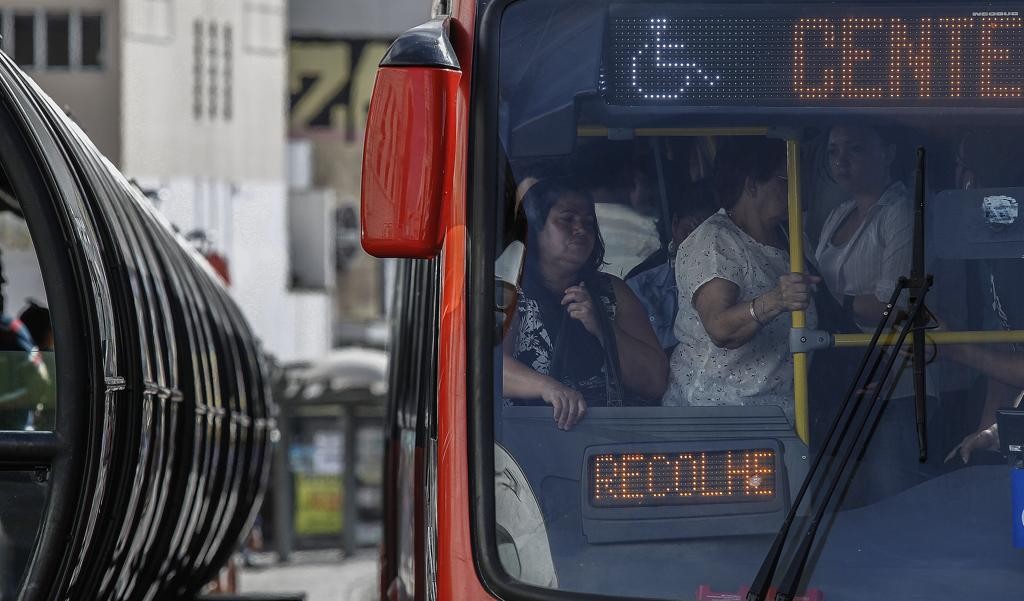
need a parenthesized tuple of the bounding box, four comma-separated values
(361, 19, 461, 258)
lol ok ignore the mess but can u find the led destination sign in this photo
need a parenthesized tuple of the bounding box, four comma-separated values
(606, 7, 1024, 105)
(589, 449, 777, 508)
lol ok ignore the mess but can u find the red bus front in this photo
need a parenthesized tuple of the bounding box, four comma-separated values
(365, 1, 1024, 599)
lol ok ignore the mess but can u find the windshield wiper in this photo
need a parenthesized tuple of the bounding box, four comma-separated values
(745, 278, 910, 601)
(773, 290, 929, 600)
(909, 147, 930, 463)
(748, 148, 933, 601)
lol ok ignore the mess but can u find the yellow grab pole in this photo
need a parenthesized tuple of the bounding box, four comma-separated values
(787, 139, 809, 443)
(577, 126, 772, 137)
(833, 330, 1024, 347)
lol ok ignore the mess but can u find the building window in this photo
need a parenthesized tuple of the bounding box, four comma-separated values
(80, 13, 103, 68)
(7, 12, 104, 71)
(13, 13, 35, 68)
(208, 23, 218, 118)
(224, 25, 233, 120)
(193, 20, 203, 119)
(46, 13, 70, 68)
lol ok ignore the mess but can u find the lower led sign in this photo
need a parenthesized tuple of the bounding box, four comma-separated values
(589, 449, 776, 508)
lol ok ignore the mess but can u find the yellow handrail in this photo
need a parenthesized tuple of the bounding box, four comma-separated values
(787, 139, 809, 444)
(577, 126, 771, 137)
(833, 330, 1024, 347)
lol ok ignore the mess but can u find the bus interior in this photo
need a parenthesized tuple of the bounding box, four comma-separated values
(486, 3, 1024, 600)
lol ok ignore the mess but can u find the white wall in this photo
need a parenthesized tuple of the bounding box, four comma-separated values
(120, 0, 286, 182)
(0, 214, 48, 316)
(229, 181, 331, 362)
(120, 0, 330, 362)
(289, 0, 428, 38)
(143, 175, 331, 363)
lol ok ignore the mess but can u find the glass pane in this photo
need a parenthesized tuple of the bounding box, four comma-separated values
(355, 425, 383, 546)
(288, 416, 343, 543)
(80, 14, 102, 68)
(0, 168, 56, 432)
(0, 470, 48, 598)
(45, 13, 69, 68)
(491, 2, 1024, 600)
(13, 14, 35, 68)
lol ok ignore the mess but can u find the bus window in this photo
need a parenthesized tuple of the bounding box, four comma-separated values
(484, 2, 1024, 600)
(0, 168, 54, 433)
(0, 156, 56, 598)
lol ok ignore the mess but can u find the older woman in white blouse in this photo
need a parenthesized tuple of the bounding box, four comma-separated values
(664, 138, 818, 424)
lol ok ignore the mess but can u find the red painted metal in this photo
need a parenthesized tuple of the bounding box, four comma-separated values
(435, 0, 495, 598)
(364, 1, 493, 597)
(361, 66, 460, 258)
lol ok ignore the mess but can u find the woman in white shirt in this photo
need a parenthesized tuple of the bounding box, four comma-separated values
(814, 124, 937, 506)
(815, 125, 912, 329)
(664, 138, 819, 424)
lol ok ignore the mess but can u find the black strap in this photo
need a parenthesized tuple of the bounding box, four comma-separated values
(594, 301, 625, 407)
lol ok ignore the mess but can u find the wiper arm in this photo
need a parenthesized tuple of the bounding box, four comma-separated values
(748, 148, 933, 601)
(773, 291, 930, 601)
(746, 280, 908, 601)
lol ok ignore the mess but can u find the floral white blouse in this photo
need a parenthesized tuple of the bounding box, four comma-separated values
(662, 209, 816, 424)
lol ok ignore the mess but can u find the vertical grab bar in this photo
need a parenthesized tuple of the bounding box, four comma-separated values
(786, 138, 810, 443)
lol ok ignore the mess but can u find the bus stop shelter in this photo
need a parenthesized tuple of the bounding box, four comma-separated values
(269, 348, 387, 559)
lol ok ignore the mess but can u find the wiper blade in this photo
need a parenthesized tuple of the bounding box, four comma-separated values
(746, 280, 907, 601)
(910, 147, 930, 463)
(773, 293, 930, 601)
(748, 148, 933, 601)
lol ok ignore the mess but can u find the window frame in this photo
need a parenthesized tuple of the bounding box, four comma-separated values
(465, 1, 1024, 600)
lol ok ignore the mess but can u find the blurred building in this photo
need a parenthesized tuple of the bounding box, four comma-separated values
(0, 0, 332, 362)
(288, 0, 428, 347)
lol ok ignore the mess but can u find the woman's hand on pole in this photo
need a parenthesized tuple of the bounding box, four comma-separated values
(769, 273, 821, 313)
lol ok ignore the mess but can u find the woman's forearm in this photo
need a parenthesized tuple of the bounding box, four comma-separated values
(703, 293, 785, 350)
(949, 345, 1024, 389)
(502, 355, 559, 400)
(612, 324, 668, 399)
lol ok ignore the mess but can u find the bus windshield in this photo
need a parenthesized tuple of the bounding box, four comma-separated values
(485, 2, 1024, 599)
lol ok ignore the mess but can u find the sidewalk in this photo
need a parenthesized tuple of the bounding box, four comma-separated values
(238, 550, 378, 601)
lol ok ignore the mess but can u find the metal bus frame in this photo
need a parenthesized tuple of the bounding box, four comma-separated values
(464, 1, 1024, 599)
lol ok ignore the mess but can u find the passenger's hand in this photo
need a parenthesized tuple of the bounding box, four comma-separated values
(945, 426, 998, 464)
(540, 381, 587, 430)
(562, 282, 603, 341)
(770, 273, 821, 313)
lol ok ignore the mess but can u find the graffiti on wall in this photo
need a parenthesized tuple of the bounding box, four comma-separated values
(289, 38, 391, 140)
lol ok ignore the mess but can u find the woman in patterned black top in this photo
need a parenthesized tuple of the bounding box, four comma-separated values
(502, 178, 667, 430)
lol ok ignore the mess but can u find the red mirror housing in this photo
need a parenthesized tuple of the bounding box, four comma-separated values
(361, 19, 461, 258)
